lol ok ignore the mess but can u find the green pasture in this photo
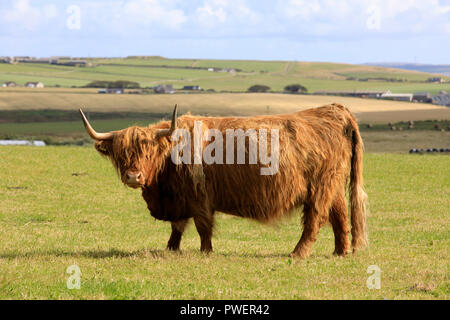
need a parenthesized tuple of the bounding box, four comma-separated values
(1, 58, 450, 94)
(0, 147, 448, 299)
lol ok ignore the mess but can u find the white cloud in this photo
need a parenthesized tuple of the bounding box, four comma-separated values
(122, 0, 187, 29)
(1, 0, 58, 30)
(279, 0, 450, 36)
(283, 0, 321, 19)
(196, 4, 227, 26)
(195, 0, 261, 28)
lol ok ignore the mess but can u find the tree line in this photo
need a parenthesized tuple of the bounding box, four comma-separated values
(248, 84, 308, 93)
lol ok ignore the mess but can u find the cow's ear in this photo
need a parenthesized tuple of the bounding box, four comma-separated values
(95, 140, 112, 156)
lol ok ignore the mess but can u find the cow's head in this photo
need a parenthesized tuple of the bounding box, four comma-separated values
(80, 105, 178, 188)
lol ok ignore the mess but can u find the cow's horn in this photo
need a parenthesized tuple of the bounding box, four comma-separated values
(156, 104, 178, 138)
(79, 108, 115, 140)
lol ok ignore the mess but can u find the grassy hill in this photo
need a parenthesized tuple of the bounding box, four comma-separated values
(1, 57, 450, 94)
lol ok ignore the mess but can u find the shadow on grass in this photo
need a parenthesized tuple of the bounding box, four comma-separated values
(0, 248, 166, 260)
(0, 248, 334, 260)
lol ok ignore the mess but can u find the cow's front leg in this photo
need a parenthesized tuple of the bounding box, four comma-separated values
(167, 219, 189, 251)
(193, 213, 214, 253)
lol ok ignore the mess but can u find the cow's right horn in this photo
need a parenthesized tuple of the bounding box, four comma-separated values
(79, 108, 115, 140)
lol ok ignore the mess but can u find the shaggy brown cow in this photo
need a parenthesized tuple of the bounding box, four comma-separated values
(79, 103, 367, 258)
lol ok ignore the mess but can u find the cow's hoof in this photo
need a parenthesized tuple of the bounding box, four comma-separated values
(289, 252, 309, 259)
(166, 245, 180, 252)
(333, 248, 350, 257)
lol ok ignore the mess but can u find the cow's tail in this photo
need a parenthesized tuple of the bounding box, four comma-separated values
(348, 116, 368, 252)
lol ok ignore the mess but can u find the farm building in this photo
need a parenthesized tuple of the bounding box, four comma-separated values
(2, 81, 17, 87)
(25, 82, 44, 88)
(314, 90, 389, 98)
(427, 77, 445, 83)
(154, 84, 175, 94)
(50, 56, 72, 60)
(21, 58, 52, 64)
(220, 68, 237, 74)
(380, 92, 413, 102)
(432, 92, 450, 106)
(0, 140, 46, 146)
(98, 88, 124, 94)
(56, 60, 87, 67)
(183, 85, 202, 91)
(0, 56, 14, 64)
(413, 92, 432, 103)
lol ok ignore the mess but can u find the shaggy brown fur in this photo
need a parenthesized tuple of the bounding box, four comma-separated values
(92, 103, 368, 258)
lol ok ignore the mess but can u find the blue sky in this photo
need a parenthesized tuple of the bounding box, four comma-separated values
(0, 0, 449, 64)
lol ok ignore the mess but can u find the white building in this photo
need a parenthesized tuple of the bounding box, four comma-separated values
(0, 140, 46, 146)
(380, 93, 413, 102)
(25, 82, 45, 88)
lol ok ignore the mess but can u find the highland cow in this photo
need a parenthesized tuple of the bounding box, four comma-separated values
(79, 103, 367, 258)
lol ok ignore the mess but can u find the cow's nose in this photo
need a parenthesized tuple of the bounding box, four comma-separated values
(126, 172, 143, 185)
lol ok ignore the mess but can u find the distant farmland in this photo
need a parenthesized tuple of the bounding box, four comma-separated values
(1, 57, 450, 94)
(1, 89, 448, 118)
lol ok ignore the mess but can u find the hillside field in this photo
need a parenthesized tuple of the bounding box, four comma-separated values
(1, 57, 450, 94)
(1, 89, 448, 118)
(0, 147, 448, 299)
(1, 89, 449, 151)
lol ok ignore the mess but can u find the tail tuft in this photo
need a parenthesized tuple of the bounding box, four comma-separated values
(349, 119, 368, 251)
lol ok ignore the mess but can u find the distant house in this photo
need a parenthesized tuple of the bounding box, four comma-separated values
(432, 93, 450, 106)
(57, 60, 87, 67)
(98, 88, 124, 94)
(0, 140, 46, 147)
(413, 92, 432, 103)
(427, 77, 445, 83)
(50, 56, 72, 60)
(207, 68, 215, 72)
(25, 82, 44, 88)
(380, 92, 413, 102)
(220, 68, 236, 74)
(107, 88, 124, 94)
(0, 57, 14, 64)
(2, 81, 17, 87)
(154, 84, 175, 94)
(314, 90, 389, 98)
(28, 58, 52, 64)
(183, 85, 202, 91)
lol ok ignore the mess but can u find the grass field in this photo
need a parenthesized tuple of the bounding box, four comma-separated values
(0, 147, 448, 299)
(1, 57, 450, 94)
(1, 90, 448, 116)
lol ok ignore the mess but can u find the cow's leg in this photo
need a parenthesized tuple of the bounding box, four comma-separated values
(329, 192, 351, 256)
(193, 213, 214, 253)
(167, 219, 189, 251)
(290, 203, 329, 259)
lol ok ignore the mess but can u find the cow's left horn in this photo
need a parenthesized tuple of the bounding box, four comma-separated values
(156, 104, 178, 138)
(79, 108, 115, 140)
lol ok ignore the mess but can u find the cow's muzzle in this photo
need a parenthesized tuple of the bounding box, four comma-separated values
(125, 171, 145, 188)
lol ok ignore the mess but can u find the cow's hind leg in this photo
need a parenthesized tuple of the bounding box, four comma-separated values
(290, 203, 329, 259)
(193, 213, 214, 253)
(167, 219, 189, 251)
(329, 192, 351, 256)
